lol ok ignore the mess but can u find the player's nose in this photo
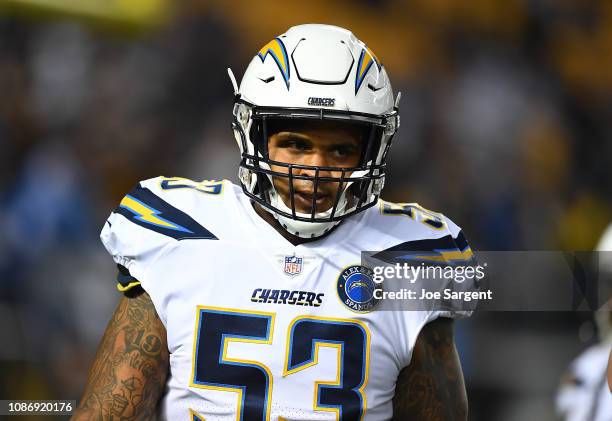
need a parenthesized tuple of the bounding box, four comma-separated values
(299, 152, 331, 176)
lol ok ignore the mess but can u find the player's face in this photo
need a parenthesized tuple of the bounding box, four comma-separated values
(268, 121, 363, 214)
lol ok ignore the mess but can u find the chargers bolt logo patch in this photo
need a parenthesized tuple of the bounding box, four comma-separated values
(337, 265, 381, 312)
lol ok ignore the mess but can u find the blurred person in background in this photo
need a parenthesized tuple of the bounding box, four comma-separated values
(556, 223, 612, 421)
(73, 24, 475, 420)
(608, 349, 612, 392)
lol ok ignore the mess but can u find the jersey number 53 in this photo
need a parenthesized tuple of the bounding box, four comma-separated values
(190, 306, 371, 421)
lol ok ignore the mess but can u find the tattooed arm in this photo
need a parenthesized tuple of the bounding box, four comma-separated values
(392, 317, 467, 421)
(72, 290, 169, 420)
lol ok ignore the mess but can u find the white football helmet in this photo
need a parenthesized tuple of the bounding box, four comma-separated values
(230, 24, 400, 238)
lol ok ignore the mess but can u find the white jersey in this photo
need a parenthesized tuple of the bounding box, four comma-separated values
(556, 342, 612, 421)
(100, 176, 473, 421)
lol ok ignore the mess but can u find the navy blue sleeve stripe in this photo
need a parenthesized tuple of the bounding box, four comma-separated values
(453, 231, 469, 251)
(379, 234, 458, 253)
(373, 232, 473, 265)
(114, 184, 218, 241)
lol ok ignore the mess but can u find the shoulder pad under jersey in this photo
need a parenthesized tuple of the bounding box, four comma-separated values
(100, 177, 221, 291)
(365, 200, 477, 320)
(367, 200, 473, 264)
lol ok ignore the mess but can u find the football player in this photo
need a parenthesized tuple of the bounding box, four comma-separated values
(556, 223, 612, 421)
(74, 24, 473, 420)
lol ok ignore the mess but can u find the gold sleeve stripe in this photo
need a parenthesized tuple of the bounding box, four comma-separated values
(116, 280, 141, 292)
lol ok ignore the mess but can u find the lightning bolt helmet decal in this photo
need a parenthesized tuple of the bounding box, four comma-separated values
(257, 37, 290, 89)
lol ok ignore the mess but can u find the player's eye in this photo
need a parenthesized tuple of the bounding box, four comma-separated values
(331, 144, 358, 158)
(283, 138, 310, 151)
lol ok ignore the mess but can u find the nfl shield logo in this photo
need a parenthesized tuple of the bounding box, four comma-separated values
(284, 255, 303, 276)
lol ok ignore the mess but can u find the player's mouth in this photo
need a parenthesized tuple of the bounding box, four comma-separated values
(294, 191, 330, 213)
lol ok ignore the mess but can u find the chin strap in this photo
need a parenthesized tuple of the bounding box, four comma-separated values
(273, 213, 340, 239)
(266, 188, 342, 238)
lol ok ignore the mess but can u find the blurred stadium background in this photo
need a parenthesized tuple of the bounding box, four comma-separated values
(0, 0, 611, 420)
